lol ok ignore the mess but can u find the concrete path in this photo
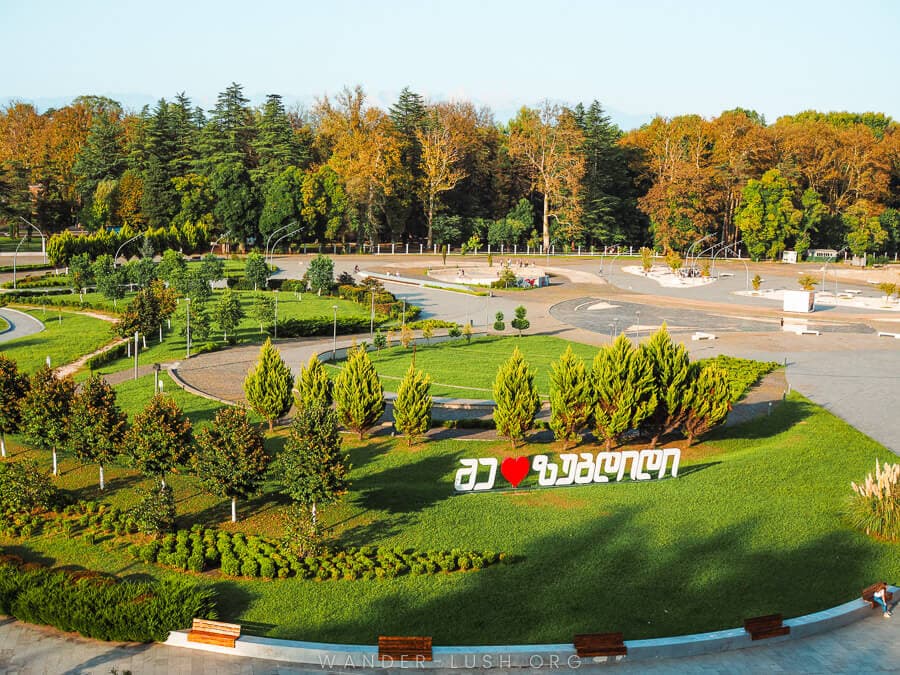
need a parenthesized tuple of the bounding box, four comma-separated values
(0, 307, 44, 344)
(1, 611, 898, 674)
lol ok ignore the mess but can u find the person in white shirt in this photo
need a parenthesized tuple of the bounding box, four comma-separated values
(874, 585, 892, 618)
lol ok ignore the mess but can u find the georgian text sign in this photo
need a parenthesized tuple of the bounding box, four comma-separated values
(454, 448, 681, 492)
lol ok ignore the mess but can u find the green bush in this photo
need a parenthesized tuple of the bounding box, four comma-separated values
(848, 460, 900, 541)
(0, 559, 216, 642)
(0, 461, 60, 513)
(696, 355, 780, 402)
(129, 485, 176, 536)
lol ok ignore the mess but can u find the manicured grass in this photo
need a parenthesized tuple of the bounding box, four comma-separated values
(2, 393, 898, 644)
(334, 335, 598, 399)
(111, 371, 228, 426)
(0, 316, 8, 332)
(0, 309, 114, 373)
(90, 291, 370, 375)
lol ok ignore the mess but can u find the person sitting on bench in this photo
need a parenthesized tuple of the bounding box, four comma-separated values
(874, 586, 893, 617)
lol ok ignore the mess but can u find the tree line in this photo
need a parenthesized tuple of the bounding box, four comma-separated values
(3, 87, 897, 258)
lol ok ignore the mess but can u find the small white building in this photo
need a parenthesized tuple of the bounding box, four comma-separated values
(781, 250, 798, 264)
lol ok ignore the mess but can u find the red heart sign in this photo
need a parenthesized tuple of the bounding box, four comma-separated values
(501, 456, 530, 488)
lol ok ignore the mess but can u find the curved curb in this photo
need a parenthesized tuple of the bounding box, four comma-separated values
(163, 585, 896, 668)
(0, 307, 45, 343)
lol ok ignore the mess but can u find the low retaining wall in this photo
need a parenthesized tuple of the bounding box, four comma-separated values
(164, 585, 896, 668)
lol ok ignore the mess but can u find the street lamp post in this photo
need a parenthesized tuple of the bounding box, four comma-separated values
(370, 288, 375, 337)
(402, 299, 407, 326)
(332, 305, 338, 362)
(185, 298, 191, 358)
(114, 233, 144, 267)
(264, 222, 296, 262)
(635, 310, 641, 341)
(274, 290, 279, 340)
(18, 217, 47, 264)
(12, 235, 27, 290)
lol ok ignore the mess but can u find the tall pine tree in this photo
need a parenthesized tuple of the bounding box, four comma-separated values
(591, 335, 658, 449)
(334, 345, 385, 439)
(549, 346, 591, 447)
(641, 325, 694, 447)
(243, 338, 294, 431)
(682, 364, 732, 445)
(294, 353, 333, 411)
(393, 363, 432, 446)
(492, 346, 540, 448)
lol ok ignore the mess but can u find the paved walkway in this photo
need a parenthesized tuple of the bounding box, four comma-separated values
(0, 307, 44, 344)
(1, 611, 898, 674)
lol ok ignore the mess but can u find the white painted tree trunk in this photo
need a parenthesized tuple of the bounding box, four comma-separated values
(52, 449, 58, 476)
(1, 435, 5, 458)
(99, 464, 105, 491)
(311, 502, 318, 528)
(231, 496, 237, 523)
(160, 477, 166, 489)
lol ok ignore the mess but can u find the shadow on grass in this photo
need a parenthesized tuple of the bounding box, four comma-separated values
(354, 453, 459, 515)
(301, 506, 882, 645)
(710, 396, 816, 442)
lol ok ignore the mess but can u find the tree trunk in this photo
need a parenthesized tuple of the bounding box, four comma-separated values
(426, 193, 435, 248)
(311, 501, 317, 528)
(268, 418, 274, 432)
(231, 496, 237, 523)
(52, 449, 58, 476)
(1, 434, 5, 458)
(160, 477, 166, 489)
(99, 464, 105, 491)
(543, 192, 550, 250)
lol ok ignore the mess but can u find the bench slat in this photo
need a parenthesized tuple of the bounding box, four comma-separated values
(378, 636, 433, 661)
(743, 614, 789, 641)
(187, 631, 238, 647)
(573, 632, 627, 657)
(191, 619, 241, 637)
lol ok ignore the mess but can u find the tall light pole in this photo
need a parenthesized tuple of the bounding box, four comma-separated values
(332, 305, 338, 362)
(12, 234, 27, 289)
(401, 299, 407, 326)
(114, 233, 144, 267)
(370, 288, 375, 337)
(634, 310, 641, 341)
(185, 298, 191, 358)
(274, 290, 279, 340)
(18, 216, 46, 264)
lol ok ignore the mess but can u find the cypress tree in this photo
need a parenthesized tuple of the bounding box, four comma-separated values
(243, 338, 295, 431)
(642, 325, 694, 447)
(294, 353, 333, 410)
(682, 364, 732, 445)
(493, 346, 541, 448)
(21, 366, 76, 476)
(334, 346, 385, 439)
(0, 355, 29, 458)
(549, 346, 591, 448)
(393, 363, 432, 446)
(591, 335, 658, 449)
(67, 374, 126, 490)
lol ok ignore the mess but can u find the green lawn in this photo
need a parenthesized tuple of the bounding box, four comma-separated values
(2, 393, 897, 644)
(0, 309, 114, 373)
(0, 316, 8, 333)
(90, 291, 369, 375)
(111, 371, 227, 425)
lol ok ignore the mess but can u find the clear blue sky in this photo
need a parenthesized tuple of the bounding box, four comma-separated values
(2, 0, 898, 128)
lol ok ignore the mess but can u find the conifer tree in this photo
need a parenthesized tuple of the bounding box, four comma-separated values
(493, 346, 541, 448)
(21, 366, 76, 476)
(511, 305, 530, 336)
(591, 335, 658, 449)
(193, 407, 268, 522)
(68, 374, 126, 490)
(549, 346, 591, 448)
(682, 364, 732, 445)
(125, 394, 193, 487)
(642, 325, 694, 447)
(394, 363, 432, 446)
(493, 311, 505, 332)
(334, 346, 385, 439)
(277, 404, 350, 526)
(0, 355, 29, 458)
(294, 353, 333, 410)
(243, 338, 294, 431)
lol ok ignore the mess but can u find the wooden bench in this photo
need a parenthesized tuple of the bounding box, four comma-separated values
(862, 582, 894, 610)
(378, 636, 433, 661)
(573, 632, 627, 657)
(691, 332, 717, 341)
(743, 614, 790, 641)
(186, 618, 242, 648)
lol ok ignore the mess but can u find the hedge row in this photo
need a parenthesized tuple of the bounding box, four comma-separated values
(126, 525, 507, 581)
(276, 315, 372, 338)
(696, 355, 780, 403)
(0, 553, 216, 642)
(1, 273, 71, 289)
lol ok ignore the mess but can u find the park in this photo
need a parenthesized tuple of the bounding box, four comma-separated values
(0, 241, 898, 670)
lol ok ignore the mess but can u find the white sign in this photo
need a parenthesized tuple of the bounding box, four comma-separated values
(453, 449, 681, 492)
